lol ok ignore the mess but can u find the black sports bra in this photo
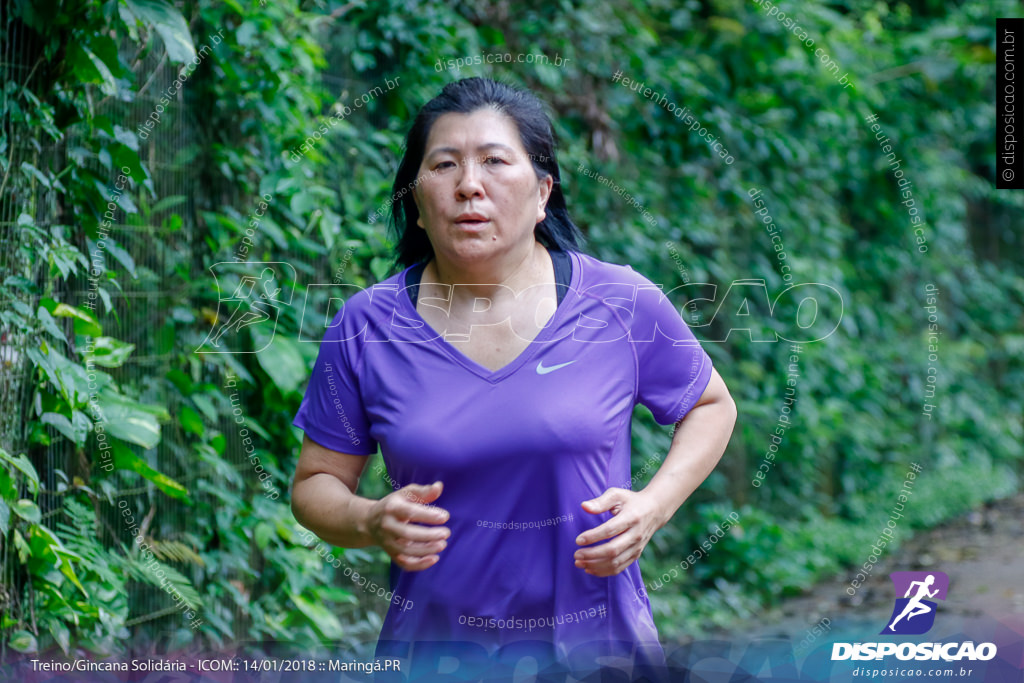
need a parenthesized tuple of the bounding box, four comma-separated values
(404, 248, 573, 307)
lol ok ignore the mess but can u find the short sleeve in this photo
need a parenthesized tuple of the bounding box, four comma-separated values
(629, 272, 713, 425)
(292, 299, 378, 455)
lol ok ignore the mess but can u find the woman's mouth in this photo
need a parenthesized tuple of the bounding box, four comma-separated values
(454, 214, 491, 230)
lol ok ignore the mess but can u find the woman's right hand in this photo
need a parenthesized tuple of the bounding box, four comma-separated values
(365, 481, 450, 571)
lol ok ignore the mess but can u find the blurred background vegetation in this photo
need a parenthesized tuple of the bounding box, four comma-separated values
(1, 0, 1021, 662)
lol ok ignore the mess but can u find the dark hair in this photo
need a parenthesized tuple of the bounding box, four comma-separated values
(389, 77, 584, 268)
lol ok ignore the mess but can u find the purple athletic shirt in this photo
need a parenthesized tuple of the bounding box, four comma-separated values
(292, 250, 713, 674)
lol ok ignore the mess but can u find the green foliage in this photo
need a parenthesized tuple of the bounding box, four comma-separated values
(1, 451, 123, 656)
(2, 0, 1021, 658)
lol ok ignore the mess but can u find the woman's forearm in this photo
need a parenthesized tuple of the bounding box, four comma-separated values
(291, 472, 377, 548)
(639, 373, 737, 528)
(290, 438, 450, 570)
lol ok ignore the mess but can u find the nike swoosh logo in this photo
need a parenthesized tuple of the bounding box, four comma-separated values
(536, 360, 576, 375)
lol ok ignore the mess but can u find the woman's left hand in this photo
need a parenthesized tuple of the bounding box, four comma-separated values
(573, 488, 667, 577)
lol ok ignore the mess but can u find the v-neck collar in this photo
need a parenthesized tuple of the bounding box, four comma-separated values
(395, 250, 580, 383)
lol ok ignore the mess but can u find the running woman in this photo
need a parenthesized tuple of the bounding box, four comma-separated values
(290, 77, 737, 681)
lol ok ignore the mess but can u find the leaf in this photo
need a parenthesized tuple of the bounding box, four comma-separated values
(52, 304, 97, 325)
(113, 124, 139, 152)
(242, 415, 270, 442)
(8, 630, 37, 653)
(20, 162, 50, 188)
(55, 499, 124, 600)
(30, 525, 88, 597)
(12, 499, 41, 524)
(72, 410, 93, 440)
(35, 306, 66, 341)
(117, 2, 140, 41)
(48, 619, 71, 655)
(4, 275, 38, 295)
(236, 20, 259, 47)
(26, 342, 92, 407)
(13, 528, 30, 563)
(84, 336, 136, 368)
(97, 288, 113, 315)
(179, 405, 204, 436)
(255, 334, 306, 395)
(0, 449, 41, 495)
(108, 145, 146, 200)
(317, 586, 356, 604)
(25, 341, 61, 395)
(104, 239, 137, 277)
(152, 194, 186, 213)
(30, 357, 65, 406)
(78, 44, 119, 96)
(110, 440, 190, 502)
(143, 538, 204, 566)
(370, 256, 390, 281)
(50, 243, 89, 282)
(95, 391, 168, 449)
(251, 522, 270, 551)
(191, 394, 218, 424)
(318, 209, 337, 250)
(0, 470, 14, 501)
(288, 592, 344, 639)
(123, 551, 202, 607)
(40, 411, 91, 446)
(8, 300, 32, 320)
(123, 0, 197, 64)
(0, 500, 9, 535)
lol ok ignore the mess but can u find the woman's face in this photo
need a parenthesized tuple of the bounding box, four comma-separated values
(413, 107, 552, 266)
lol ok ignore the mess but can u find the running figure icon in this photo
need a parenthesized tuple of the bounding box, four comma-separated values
(881, 570, 948, 635)
(208, 268, 279, 348)
(197, 262, 295, 354)
(887, 574, 939, 632)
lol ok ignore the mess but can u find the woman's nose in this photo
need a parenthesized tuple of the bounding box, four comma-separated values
(455, 161, 484, 199)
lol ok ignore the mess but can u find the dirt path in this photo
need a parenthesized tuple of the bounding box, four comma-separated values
(713, 493, 1024, 645)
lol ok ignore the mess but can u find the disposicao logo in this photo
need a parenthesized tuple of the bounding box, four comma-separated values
(883, 571, 948, 635)
(832, 570, 997, 662)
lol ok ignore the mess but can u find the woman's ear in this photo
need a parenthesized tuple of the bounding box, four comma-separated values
(413, 189, 425, 228)
(536, 175, 553, 224)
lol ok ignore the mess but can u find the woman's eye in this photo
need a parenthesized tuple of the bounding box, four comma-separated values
(484, 156, 505, 165)
(434, 161, 456, 170)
